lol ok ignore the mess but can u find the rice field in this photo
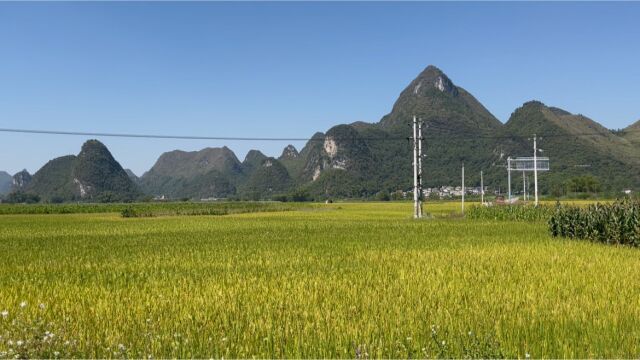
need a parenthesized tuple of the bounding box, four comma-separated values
(1, 202, 639, 358)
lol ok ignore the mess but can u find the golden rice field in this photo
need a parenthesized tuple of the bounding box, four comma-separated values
(1, 202, 639, 358)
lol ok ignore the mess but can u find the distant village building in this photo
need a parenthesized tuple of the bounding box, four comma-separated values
(421, 186, 485, 199)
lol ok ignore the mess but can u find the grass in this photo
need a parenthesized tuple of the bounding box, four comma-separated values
(1, 202, 639, 358)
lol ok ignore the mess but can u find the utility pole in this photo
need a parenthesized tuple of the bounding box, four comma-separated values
(412, 116, 420, 219)
(523, 171, 526, 202)
(533, 134, 539, 206)
(507, 157, 512, 203)
(417, 119, 424, 218)
(480, 170, 484, 205)
(461, 163, 465, 215)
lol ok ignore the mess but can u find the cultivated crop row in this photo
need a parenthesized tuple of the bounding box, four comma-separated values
(549, 199, 640, 246)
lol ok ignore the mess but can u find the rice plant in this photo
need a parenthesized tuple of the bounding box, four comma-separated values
(466, 204, 555, 222)
(1, 202, 640, 357)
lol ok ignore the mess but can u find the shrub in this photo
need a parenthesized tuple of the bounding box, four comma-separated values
(120, 207, 138, 218)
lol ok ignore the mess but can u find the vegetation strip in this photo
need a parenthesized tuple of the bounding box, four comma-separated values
(466, 204, 555, 222)
(0, 202, 306, 216)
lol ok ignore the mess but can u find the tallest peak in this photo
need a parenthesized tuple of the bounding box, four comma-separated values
(416, 65, 448, 81)
(412, 65, 457, 96)
(422, 64, 445, 75)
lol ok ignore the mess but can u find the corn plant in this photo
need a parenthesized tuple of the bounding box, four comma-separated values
(549, 199, 640, 246)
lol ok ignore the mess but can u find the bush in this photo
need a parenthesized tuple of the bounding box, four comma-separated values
(549, 199, 640, 246)
(120, 207, 138, 218)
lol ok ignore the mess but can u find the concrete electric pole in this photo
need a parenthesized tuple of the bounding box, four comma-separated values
(412, 116, 420, 218)
(533, 134, 539, 206)
(417, 119, 424, 218)
(507, 157, 512, 203)
(480, 170, 484, 205)
(461, 162, 465, 215)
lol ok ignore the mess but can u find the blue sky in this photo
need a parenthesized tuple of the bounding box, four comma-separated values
(1, 2, 639, 175)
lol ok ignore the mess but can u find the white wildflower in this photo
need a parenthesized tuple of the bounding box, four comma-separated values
(1, 310, 7, 318)
(39, 303, 45, 310)
(525, 353, 531, 359)
(441, 340, 446, 346)
(118, 343, 126, 351)
(16, 340, 23, 347)
(54, 351, 60, 357)
(19, 301, 26, 309)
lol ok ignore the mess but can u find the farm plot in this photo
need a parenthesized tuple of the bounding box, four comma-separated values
(0, 202, 639, 358)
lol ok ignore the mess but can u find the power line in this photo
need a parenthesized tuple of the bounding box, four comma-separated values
(0, 126, 639, 142)
(0, 128, 312, 141)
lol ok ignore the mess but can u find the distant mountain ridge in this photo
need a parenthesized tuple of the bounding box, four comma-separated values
(134, 65, 638, 200)
(6, 65, 640, 202)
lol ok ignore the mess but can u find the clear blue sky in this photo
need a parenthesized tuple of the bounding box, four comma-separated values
(1, 2, 639, 176)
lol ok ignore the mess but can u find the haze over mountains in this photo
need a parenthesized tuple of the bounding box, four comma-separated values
(2, 65, 639, 202)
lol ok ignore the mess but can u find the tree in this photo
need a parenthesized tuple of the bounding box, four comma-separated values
(566, 176, 602, 193)
(3, 191, 41, 204)
(375, 191, 391, 201)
